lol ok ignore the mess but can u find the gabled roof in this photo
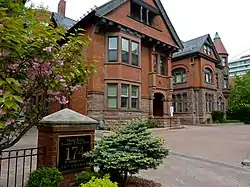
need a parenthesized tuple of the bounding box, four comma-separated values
(173, 34, 221, 61)
(73, 0, 183, 49)
(51, 12, 76, 30)
(213, 32, 228, 55)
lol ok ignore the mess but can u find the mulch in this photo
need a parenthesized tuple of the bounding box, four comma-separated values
(127, 176, 162, 187)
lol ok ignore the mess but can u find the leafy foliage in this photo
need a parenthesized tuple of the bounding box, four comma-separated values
(228, 72, 250, 123)
(146, 119, 157, 128)
(211, 110, 225, 123)
(0, 0, 94, 149)
(80, 175, 118, 187)
(87, 120, 168, 186)
(26, 167, 63, 187)
(76, 170, 102, 185)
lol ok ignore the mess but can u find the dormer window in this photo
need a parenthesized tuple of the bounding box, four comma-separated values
(204, 45, 211, 56)
(130, 0, 157, 26)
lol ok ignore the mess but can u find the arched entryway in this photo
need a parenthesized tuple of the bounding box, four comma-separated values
(153, 93, 165, 117)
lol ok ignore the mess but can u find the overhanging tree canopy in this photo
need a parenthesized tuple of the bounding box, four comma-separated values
(228, 71, 250, 123)
(0, 0, 94, 150)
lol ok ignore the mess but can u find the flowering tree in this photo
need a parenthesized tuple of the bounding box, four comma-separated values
(0, 0, 94, 150)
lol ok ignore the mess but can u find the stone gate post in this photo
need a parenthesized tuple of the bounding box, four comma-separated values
(37, 108, 98, 187)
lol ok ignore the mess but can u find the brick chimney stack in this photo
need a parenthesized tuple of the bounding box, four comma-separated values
(58, 0, 66, 16)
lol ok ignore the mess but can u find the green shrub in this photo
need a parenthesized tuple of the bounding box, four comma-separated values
(26, 167, 62, 187)
(80, 175, 117, 187)
(146, 119, 157, 128)
(76, 170, 102, 185)
(86, 119, 168, 186)
(211, 110, 225, 123)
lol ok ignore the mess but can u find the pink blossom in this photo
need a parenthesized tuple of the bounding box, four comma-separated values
(60, 79, 65, 83)
(5, 119, 15, 126)
(0, 89, 3, 95)
(57, 60, 64, 67)
(28, 62, 52, 77)
(70, 85, 81, 92)
(57, 96, 68, 105)
(55, 75, 63, 80)
(43, 47, 53, 53)
(8, 63, 19, 70)
(0, 24, 3, 28)
(61, 82, 67, 88)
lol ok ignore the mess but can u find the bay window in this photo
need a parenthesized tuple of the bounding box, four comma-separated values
(107, 36, 140, 66)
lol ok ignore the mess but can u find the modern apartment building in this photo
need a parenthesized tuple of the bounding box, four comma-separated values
(229, 55, 250, 77)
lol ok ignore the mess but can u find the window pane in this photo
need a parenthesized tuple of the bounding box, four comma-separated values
(108, 98, 117, 108)
(132, 54, 138, 66)
(108, 84, 117, 96)
(153, 54, 157, 73)
(160, 56, 166, 75)
(132, 42, 139, 55)
(109, 37, 118, 49)
(122, 38, 129, 64)
(121, 84, 129, 96)
(108, 50, 118, 62)
(132, 42, 139, 66)
(121, 97, 129, 108)
(176, 74, 183, 83)
(131, 86, 139, 97)
(131, 98, 138, 109)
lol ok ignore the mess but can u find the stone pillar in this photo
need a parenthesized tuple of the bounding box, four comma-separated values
(37, 109, 97, 187)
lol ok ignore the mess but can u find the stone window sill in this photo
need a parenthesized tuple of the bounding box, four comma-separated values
(104, 109, 141, 112)
(156, 74, 171, 79)
(173, 82, 187, 85)
(104, 62, 141, 70)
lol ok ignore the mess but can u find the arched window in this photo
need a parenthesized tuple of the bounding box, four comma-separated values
(172, 68, 186, 84)
(204, 68, 213, 83)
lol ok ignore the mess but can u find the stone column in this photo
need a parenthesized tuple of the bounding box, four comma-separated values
(37, 109, 98, 187)
(149, 92, 154, 118)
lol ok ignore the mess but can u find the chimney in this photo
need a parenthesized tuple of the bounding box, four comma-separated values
(58, 0, 66, 16)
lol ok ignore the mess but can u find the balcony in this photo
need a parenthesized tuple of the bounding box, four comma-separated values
(148, 72, 171, 89)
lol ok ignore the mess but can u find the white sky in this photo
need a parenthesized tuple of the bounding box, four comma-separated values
(30, 0, 250, 60)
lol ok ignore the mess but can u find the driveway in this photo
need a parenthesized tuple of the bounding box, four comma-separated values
(1, 125, 250, 187)
(140, 125, 250, 187)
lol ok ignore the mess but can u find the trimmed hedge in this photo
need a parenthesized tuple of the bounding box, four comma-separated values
(211, 110, 225, 123)
(76, 170, 102, 185)
(26, 167, 62, 187)
(80, 175, 117, 187)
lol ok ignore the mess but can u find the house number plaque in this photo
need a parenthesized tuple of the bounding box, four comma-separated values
(58, 135, 91, 171)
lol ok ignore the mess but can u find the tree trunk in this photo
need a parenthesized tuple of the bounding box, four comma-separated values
(122, 172, 128, 187)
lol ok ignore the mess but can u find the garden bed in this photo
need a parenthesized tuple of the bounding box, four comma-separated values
(127, 177, 162, 187)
